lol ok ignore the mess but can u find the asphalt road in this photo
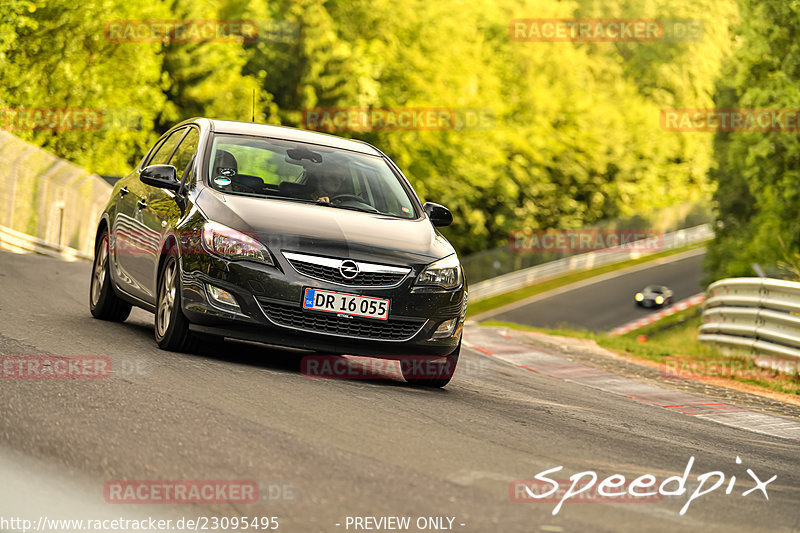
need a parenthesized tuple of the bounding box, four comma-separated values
(0, 250, 797, 533)
(490, 249, 707, 331)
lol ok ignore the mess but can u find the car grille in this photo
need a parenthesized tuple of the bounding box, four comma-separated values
(288, 255, 408, 287)
(257, 299, 426, 341)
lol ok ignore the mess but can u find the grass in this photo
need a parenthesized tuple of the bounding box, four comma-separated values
(481, 312, 800, 396)
(466, 242, 707, 318)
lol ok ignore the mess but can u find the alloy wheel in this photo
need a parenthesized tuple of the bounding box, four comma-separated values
(157, 260, 177, 337)
(90, 236, 108, 307)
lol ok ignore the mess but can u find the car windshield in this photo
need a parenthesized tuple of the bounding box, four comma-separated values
(207, 134, 416, 219)
(644, 286, 663, 293)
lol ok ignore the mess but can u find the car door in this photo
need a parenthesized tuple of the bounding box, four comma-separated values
(114, 128, 186, 302)
(139, 127, 200, 296)
(108, 170, 142, 296)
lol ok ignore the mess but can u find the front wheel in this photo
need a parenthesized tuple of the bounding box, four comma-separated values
(401, 340, 460, 388)
(89, 230, 132, 322)
(154, 254, 195, 351)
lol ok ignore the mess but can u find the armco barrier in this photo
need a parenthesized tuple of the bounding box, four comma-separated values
(699, 277, 800, 365)
(468, 224, 713, 302)
(0, 131, 110, 260)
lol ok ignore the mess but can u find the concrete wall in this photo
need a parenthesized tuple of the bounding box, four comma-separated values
(0, 131, 111, 259)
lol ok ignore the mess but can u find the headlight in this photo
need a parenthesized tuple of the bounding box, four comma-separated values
(415, 254, 462, 289)
(202, 221, 273, 266)
(655, 295, 664, 305)
(635, 293, 644, 302)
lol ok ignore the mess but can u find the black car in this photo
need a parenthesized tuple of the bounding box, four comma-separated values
(89, 118, 467, 386)
(634, 285, 673, 308)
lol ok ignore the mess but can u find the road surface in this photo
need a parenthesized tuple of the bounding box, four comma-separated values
(0, 250, 797, 533)
(489, 249, 706, 331)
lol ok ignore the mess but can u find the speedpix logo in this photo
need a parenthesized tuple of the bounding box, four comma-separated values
(511, 456, 776, 515)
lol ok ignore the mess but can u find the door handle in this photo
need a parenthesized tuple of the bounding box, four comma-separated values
(136, 199, 147, 210)
(119, 187, 129, 197)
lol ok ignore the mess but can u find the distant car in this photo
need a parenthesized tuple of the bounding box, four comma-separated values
(634, 285, 673, 308)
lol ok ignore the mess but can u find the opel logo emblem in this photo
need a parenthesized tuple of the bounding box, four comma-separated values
(339, 259, 359, 280)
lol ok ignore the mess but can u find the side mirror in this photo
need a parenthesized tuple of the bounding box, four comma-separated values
(140, 164, 180, 191)
(423, 202, 453, 227)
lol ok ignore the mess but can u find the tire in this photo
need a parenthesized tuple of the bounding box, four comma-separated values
(401, 340, 460, 388)
(89, 230, 132, 322)
(154, 253, 195, 351)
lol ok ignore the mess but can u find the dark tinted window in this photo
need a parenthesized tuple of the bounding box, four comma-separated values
(148, 128, 186, 166)
(207, 134, 416, 219)
(170, 128, 200, 182)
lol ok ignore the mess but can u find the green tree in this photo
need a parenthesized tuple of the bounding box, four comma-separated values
(705, 0, 800, 280)
(2, 0, 168, 174)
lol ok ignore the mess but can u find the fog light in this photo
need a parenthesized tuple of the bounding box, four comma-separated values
(207, 284, 241, 311)
(432, 318, 458, 339)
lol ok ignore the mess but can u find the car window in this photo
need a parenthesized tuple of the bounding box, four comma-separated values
(207, 134, 417, 219)
(148, 128, 186, 166)
(170, 128, 200, 182)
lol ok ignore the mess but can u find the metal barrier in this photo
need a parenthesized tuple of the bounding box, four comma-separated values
(699, 277, 800, 365)
(468, 224, 713, 302)
(0, 131, 111, 260)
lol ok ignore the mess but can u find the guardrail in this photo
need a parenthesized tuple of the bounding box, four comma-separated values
(468, 224, 713, 302)
(0, 131, 111, 259)
(0, 224, 91, 261)
(699, 277, 800, 366)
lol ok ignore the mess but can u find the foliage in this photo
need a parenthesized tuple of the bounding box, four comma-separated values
(1, 0, 745, 256)
(705, 0, 800, 280)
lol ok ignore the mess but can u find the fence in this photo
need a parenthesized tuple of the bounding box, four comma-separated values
(0, 131, 111, 260)
(699, 277, 800, 365)
(468, 224, 713, 302)
(461, 202, 713, 283)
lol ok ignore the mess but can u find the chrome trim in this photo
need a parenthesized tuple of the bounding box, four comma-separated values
(281, 251, 411, 288)
(203, 283, 250, 319)
(282, 251, 409, 274)
(339, 259, 359, 280)
(254, 297, 427, 343)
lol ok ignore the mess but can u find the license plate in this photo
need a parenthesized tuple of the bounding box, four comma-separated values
(303, 288, 389, 320)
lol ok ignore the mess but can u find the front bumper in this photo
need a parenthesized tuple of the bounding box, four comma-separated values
(179, 250, 467, 357)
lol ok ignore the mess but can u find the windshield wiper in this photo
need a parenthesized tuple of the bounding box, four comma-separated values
(315, 199, 378, 214)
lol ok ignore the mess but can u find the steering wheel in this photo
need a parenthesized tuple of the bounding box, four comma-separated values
(330, 194, 366, 204)
(330, 194, 379, 213)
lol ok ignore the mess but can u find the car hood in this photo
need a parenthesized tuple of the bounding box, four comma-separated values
(195, 189, 455, 266)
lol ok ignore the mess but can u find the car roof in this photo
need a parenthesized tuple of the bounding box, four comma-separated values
(182, 118, 383, 157)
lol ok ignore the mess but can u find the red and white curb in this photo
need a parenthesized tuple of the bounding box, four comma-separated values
(463, 326, 800, 441)
(608, 292, 706, 336)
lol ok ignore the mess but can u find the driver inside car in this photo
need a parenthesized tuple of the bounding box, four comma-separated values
(308, 169, 347, 203)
